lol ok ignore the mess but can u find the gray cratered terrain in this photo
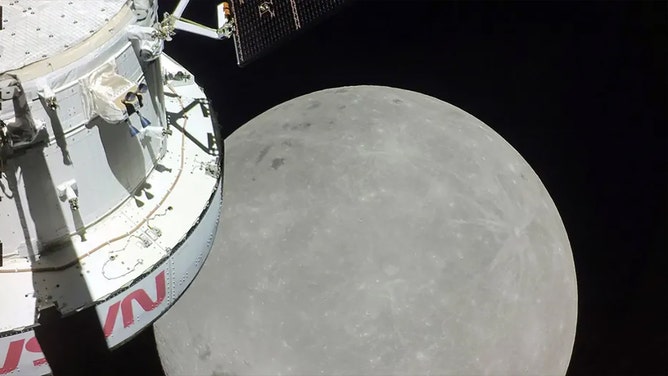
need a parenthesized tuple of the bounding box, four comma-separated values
(154, 86, 578, 376)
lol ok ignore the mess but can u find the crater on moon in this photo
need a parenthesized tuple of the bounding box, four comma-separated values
(155, 86, 578, 376)
(271, 158, 285, 170)
(255, 145, 271, 164)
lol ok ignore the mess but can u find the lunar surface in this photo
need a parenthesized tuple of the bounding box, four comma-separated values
(154, 86, 578, 375)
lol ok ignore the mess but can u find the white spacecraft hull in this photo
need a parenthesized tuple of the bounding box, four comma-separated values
(0, 1, 224, 373)
(0, 186, 221, 375)
(1, 189, 222, 375)
(0, 56, 222, 375)
(1, 191, 221, 375)
(0, 54, 223, 375)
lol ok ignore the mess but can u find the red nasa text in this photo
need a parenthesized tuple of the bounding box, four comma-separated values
(0, 271, 166, 374)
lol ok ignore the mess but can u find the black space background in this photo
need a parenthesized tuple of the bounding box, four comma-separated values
(112, 1, 667, 375)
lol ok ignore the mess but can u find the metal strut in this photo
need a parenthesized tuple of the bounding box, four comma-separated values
(157, 1, 234, 41)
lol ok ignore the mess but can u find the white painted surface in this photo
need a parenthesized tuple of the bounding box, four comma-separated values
(0, 0, 126, 73)
(0, 179, 222, 375)
(0, 55, 223, 375)
(1, 2, 224, 373)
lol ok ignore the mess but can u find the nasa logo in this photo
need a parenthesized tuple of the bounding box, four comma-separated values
(0, 271, 166, 375)
(102, 271, 166, 337)
(0, 336, 45, 374)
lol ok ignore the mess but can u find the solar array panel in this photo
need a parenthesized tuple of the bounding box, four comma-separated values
(229, 0, 348, 66)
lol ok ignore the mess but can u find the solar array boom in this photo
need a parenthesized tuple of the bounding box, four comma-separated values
(163, 0, 349, 66)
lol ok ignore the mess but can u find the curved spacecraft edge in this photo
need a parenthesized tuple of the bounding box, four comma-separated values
(0, 1, 227, 374)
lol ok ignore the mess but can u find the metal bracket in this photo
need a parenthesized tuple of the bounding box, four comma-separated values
(203, 160, 220, 179)
(57, 180, 79, 211)
(158, 2, 234, 41)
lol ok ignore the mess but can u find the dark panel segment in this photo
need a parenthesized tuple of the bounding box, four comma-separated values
(229, 0, 347, 66)
(295, 0, 346, 26)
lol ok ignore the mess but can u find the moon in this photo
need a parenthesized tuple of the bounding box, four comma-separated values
(154, 86, 578, 375)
